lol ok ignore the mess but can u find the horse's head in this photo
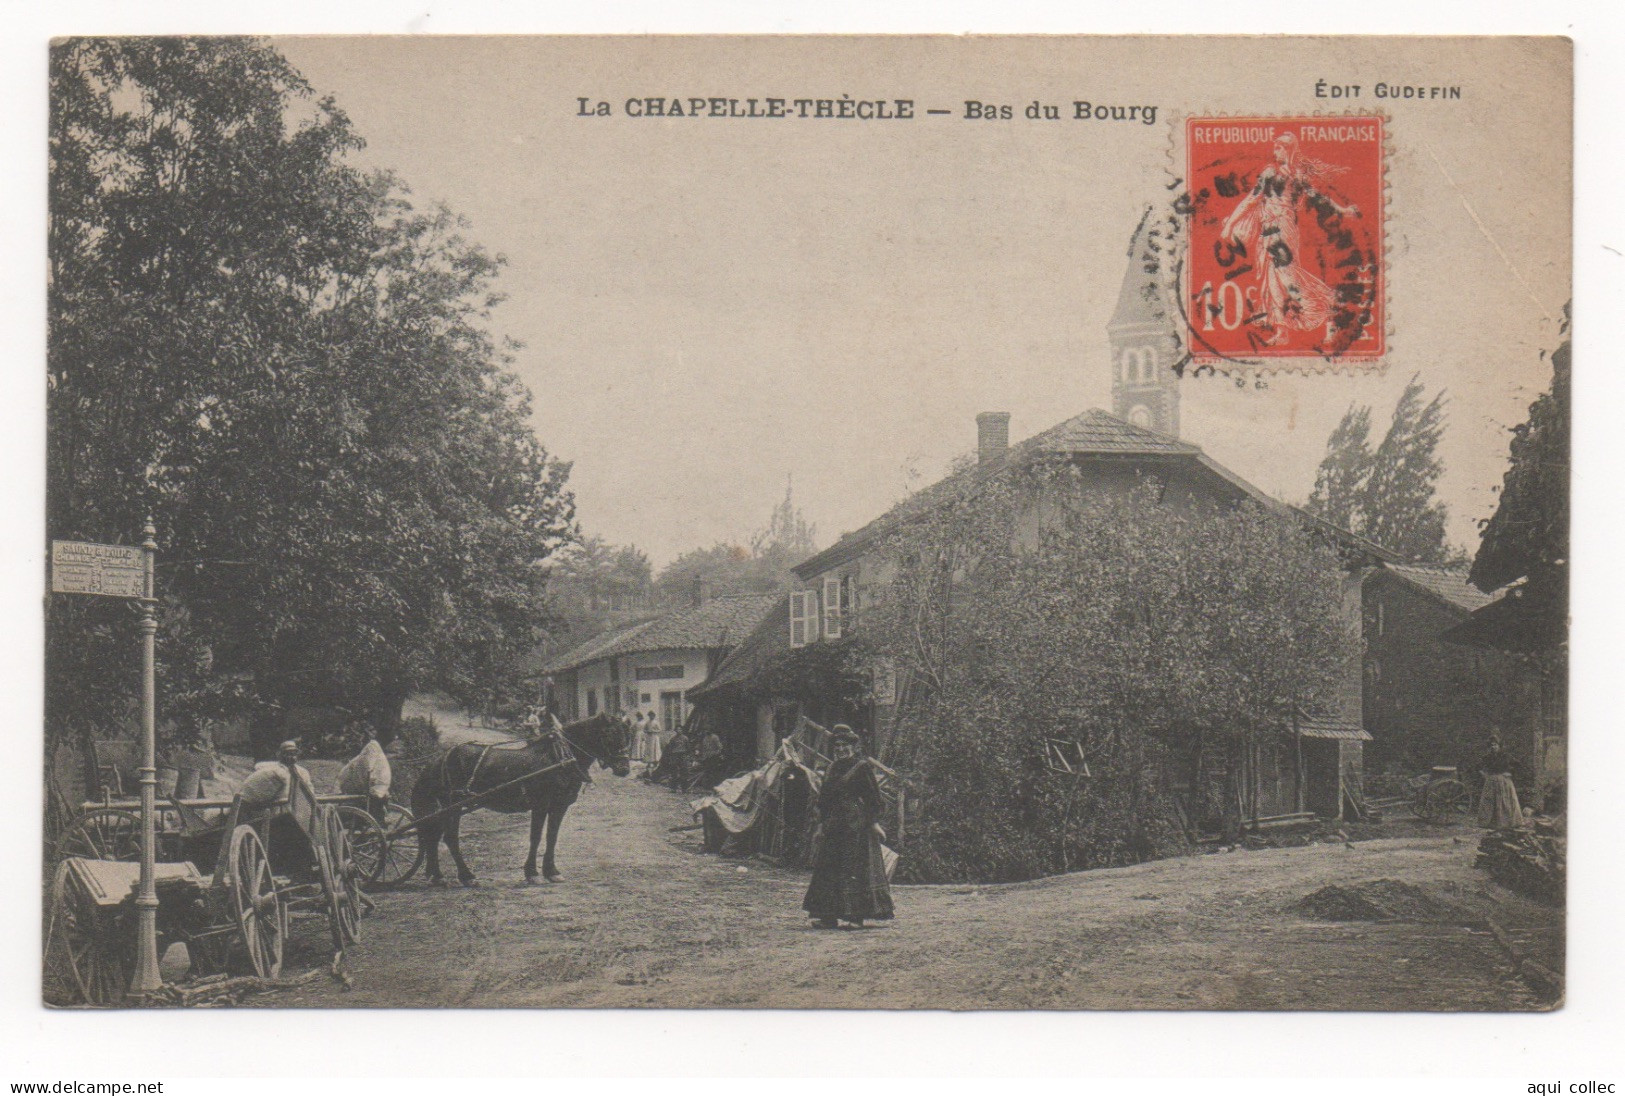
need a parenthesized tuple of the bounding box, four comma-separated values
(569, 713, 631, 777)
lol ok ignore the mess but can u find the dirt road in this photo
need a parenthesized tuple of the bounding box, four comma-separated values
(256, 763, 1557, 1011)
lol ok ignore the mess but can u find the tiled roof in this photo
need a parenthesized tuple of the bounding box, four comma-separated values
(688, 594, 791, 699)
(1385, 563, 1500, 614)
(1297, 719, 1373, 742)
(541, 620, 657, 676)
(1031, 408, 1197, 456)
(542, 593, 778, 675)
(793, 408, 1206, 577)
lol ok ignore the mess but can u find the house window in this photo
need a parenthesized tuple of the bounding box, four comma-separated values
(586, 688, 599, 716)
(790, 589, 813, 648)
(1375, 601, 1385, 636)
(823, 576, 843, 640)
(840, 573, 855, 628)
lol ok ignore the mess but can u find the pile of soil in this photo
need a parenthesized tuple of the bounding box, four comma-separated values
(1293, 879, 1481, 925)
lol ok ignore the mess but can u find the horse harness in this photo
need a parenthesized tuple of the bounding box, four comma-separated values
(434, 728, 601, 813)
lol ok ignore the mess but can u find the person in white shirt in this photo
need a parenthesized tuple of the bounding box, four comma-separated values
(339, 725, 394, 821)
(641, 712, 663, 767)
(628, 711, 647, 762)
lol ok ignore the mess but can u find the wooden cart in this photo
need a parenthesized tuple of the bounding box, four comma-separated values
(46, 768, 367, 1006)
(58, 790, 417, 889)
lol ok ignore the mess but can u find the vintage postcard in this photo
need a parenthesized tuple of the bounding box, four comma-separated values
(43, 35, 1570, 1012)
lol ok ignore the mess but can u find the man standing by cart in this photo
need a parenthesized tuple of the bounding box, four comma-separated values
(238, 740, 315, 811)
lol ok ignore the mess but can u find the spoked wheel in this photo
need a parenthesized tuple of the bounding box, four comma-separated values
(323, 808, 362, 947)
(333, 805, 388, 886)
(226, 825, 284, 979)
(374, 803, 423, 886)
(55, 808, 141, 863)
(1423, 778, 1472, 822)
(44, 861, 130, 1007)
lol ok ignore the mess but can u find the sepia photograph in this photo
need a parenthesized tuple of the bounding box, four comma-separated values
(39, 33, 1571, 1016)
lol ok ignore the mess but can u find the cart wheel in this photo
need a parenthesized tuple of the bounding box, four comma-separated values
(55, 808, 141, 863)
(1424, 778, 1472, 821)
(226, 825, 284, 979)
(44, 861, 130, 1006)
(375, 803, 423, 886)
(333, 805, 388, 886)
(324, 809, 362, 946)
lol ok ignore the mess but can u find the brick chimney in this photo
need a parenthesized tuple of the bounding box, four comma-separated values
(976, 411, 1011, 466)
(691, 574, 711, 607)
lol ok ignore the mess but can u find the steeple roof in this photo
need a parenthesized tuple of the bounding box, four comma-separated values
(1109, 207, 1172, 332)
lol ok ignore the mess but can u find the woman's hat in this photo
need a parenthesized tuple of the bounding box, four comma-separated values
(831, 724, 859, 746)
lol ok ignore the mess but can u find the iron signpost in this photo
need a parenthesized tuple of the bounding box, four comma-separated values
(50, 524, 163, 1000)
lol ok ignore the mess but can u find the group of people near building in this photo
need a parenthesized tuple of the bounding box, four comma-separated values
(626, 710, 665, 765)
(635, 712, 728, 792)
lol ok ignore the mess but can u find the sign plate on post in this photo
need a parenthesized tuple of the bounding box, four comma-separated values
(51, 540, 146, 599)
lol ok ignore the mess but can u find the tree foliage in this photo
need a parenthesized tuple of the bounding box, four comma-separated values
(866, 460, 1351, 883)
(652, 479, 818, 603)
(48, 38, 574, 759)
(1472, 335, 1569, 598)
(1468, 320, 1569, 654)
(1307, 375, 1454, 562)
(549, 535, 653, 613)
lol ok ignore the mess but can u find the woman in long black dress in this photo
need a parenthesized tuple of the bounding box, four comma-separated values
(803, 725, 895, 929)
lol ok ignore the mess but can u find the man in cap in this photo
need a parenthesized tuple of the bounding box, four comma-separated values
(237, 740, 315, 812)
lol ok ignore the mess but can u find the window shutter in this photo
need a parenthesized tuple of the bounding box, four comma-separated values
(823, 577, 842, 639)
(789, 591, 807, 648)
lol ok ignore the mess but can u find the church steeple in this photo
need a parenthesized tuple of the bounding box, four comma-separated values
(1108, 209, 1180, 438)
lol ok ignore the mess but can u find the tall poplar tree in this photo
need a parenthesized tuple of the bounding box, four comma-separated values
(1306, 376, 1453, 562)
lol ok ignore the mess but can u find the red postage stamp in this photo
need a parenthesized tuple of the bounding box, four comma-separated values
(1183, 115, 1385, 365)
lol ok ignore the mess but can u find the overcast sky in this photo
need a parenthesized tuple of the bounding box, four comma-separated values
(277, 36, 1570, 566)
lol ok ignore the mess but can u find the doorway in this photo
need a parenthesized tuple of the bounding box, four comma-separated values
(660, 690, 684, 737)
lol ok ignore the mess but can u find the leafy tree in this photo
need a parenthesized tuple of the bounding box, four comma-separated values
(48, 38, 574, 762)
(1470, 320, 1569, 647)
(1307, 375, 1453, 562)
(550, 536, 653, 613)
(1307, 405, 1372, 533)
(652, 479, 818, 603)
(750, 478, 819, 572)
(866, 461, 1350, 883)
(541, 535, 655, 658)
(653, 542, 758, 604)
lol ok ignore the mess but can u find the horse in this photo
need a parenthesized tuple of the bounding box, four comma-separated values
(409, 712, 632, 886)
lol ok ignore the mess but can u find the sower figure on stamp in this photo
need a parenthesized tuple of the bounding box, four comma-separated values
(803, 725, 895, 930)
(1220, 132, 1359, 346)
